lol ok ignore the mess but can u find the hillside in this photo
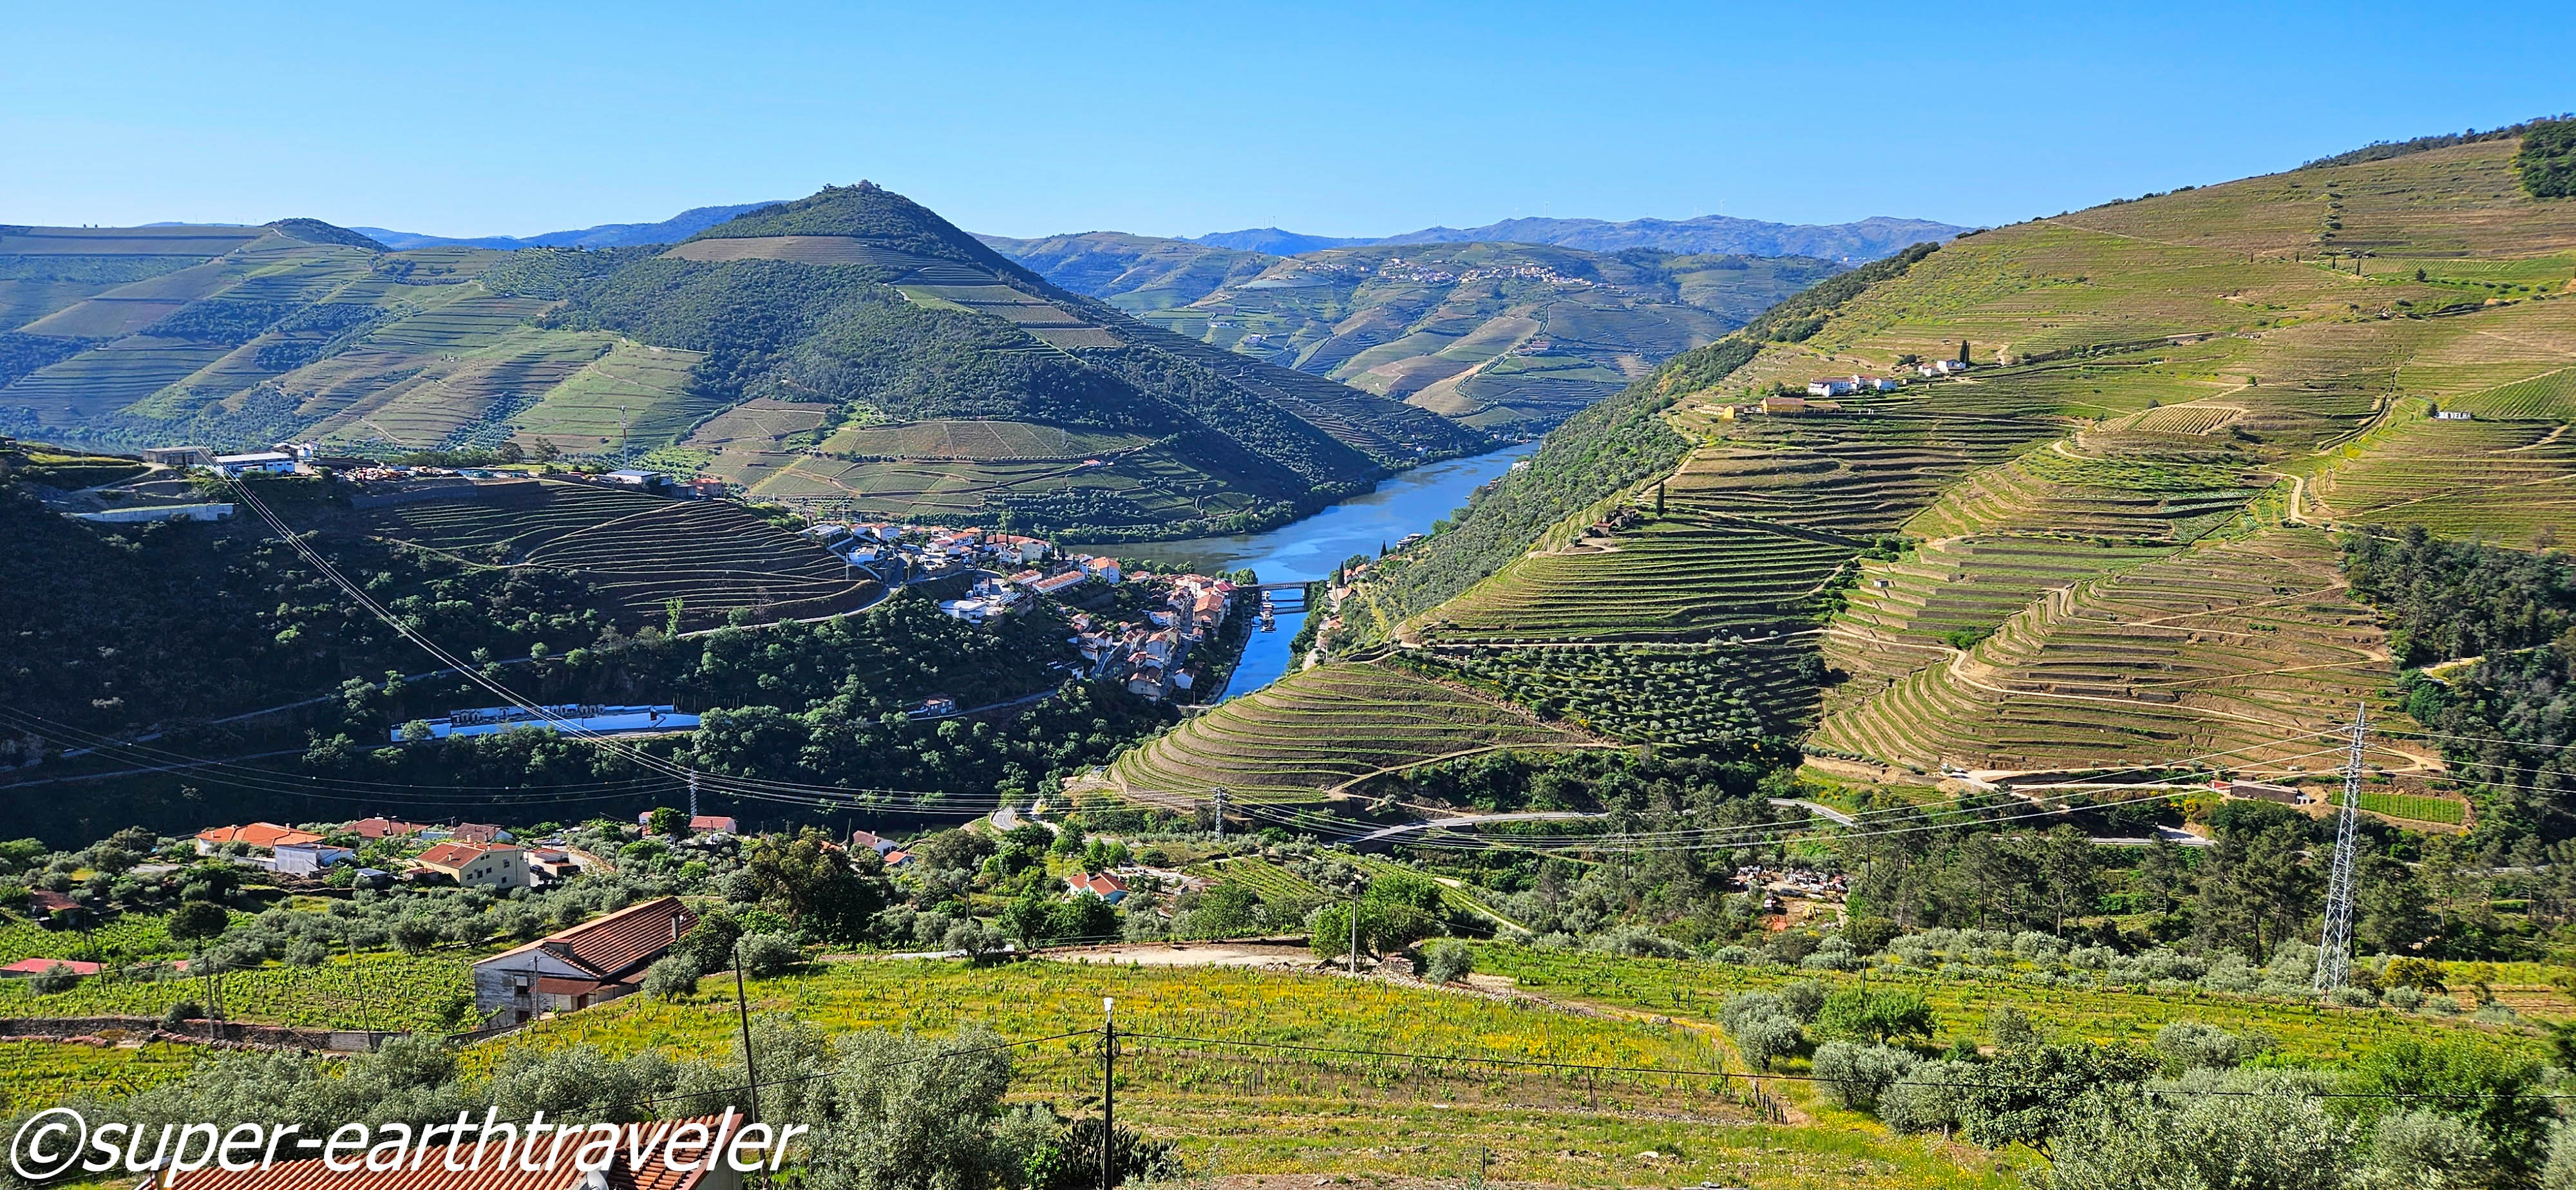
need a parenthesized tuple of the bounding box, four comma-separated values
(1310, 131, 2576, 786)
(0, 186, 1487, 539)
(989, 233, 1845, 431)
(1189, 212, 1972, 260)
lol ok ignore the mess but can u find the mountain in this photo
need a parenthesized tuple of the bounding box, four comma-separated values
(1128, 125, 2576, 804)
(1188, 214, 1971, 261)
(0, 185, 1486, 540)
(352, 202, 788, 250)
(1188, 228, 1377, 254)
(974, 231, 1275, 310)
(985, 231, 1844, 432)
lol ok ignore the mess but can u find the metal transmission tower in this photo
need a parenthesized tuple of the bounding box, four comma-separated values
(2313, 703, 2369, 994)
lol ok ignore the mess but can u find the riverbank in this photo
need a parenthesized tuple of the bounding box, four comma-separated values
(1068, 442, 1537, 700)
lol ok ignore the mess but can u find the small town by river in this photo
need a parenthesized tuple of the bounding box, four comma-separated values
(1084, 441, 1538, 701)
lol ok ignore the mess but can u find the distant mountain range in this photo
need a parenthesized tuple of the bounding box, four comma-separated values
(350, 203, 788, 250)
(1191, 214, 1973, 261)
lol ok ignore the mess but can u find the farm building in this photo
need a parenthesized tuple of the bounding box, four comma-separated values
(1805, 378, 1856, 397)
(212, 451, 297, 477)
(164, 1113, 749, 1190)
(450, 822, 513, 844)
(1033, 570, 1090, 596)
(2434, 410, 2474, 421)
(632, 811, 739, 835)
(1083, 556, 1122, 584)
(683, 477, 730, 498)
(2217, 779, 2311, 806)
(1762, 395, 1839, 415)
(471, 896, 699, 1025)
(270, 840, 356, 875)
(600, 469, 667, 487)
(412, 842, 529, 889)
(1852, 374, 1903, 392)
(71, 504, 235, 524)
(142, 446, 213, 466)
(1918, 359, 1971, 376)
(849, 829, 899, 855)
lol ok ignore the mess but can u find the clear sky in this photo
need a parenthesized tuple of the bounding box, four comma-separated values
(5, 1, 2570, 240)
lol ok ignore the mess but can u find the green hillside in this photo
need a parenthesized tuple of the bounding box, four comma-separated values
(0, 188, 1489, 540)
(1314, 131, 2576, 782)
(989, 232, 1845, 433)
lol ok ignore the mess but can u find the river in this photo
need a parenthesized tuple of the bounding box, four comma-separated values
(1081, 441, 1539, 701)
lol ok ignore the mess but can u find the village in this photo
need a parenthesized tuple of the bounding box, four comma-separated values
(796, 518, 1262, 705)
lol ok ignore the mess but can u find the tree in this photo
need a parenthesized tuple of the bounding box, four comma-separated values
(1815, 988, 1935, 1046)
(1953, 1039, 2158, 1155)
(801, 1026, 1023, 1190)
(2042, 1083, 2350, 1190)
(2038, 824, 2100, 935)
(1811, 1042, 1919, 1110)
(742, 829, 889, 943)
(648, 806, 687, 836)
(1002, 891, 1055, 950)
(2359, 853, 2437, 956)
(1423, 939, 1473, 984)
(2353, 1037, 2554, 1187)
(167, 900, 230, 943)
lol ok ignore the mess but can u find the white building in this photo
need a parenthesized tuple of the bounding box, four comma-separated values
(212, 451, 297, 477)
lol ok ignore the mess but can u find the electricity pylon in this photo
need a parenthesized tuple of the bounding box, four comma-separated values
(2313, 703, 2368, 994)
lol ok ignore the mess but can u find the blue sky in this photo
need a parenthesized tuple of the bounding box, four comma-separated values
(5, 1, 2570, 240)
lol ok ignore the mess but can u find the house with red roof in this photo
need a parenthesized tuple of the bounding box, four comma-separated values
(345, 817, 429, 840)
(1065, 872, 1126, 903)
(165, 1113, 750, 1190)
(471, 896, 699, 1023)
(412, 842, 529, 889)
(194, 822, 325, 855)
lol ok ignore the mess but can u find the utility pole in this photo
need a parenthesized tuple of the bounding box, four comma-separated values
(1101, 997, 1116, 1190)
(734, 937, 762, 1124)
(1349, 893, 1361, 976)
(688, 771, 701, 822)
(2314, 703, 2368, 995)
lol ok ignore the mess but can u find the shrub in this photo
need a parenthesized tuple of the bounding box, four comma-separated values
(1422, 939, 1473, 984)
(1712, 945, 1756, 965)
(1732, 1014, 1803, 1072)
(1812, 1041, 1920, 1110)
(1879, 1059, 1979, 1135)
(642, 954, 701, 998)
(2155, 1021, 2271, 1073)
(28, 962, 81, 994)
(943, 920, 1001, 961)
(735, 932, 803, 978)
(167, 900, 230, 943)
(1816, 988, 1935, 1045)
(1987, 1005, 2039, 1048)
(1579, 925, 1688, 959)
(1779, 979, 1827, 1023)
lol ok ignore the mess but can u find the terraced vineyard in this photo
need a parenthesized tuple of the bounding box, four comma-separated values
(2311, 413, 2576, 543)
(350, 480, 879, 626)
(1105, 660, 1603, 803)
(1812, 531, 2418, 775)
(1826, 536, 2179, 707)
(511, 339, 717, 454)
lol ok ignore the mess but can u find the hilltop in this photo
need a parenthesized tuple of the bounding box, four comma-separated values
(0, 185, 1486, 539)
(986, 232, 1846, 431)
(1189, 211, 1972, 260)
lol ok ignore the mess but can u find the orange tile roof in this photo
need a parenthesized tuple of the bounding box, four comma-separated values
(197, 822, 325, 848)
(171, 1115, 730, 1190)
(478, 896, 697, 983)
(348, 817, 429, 840)
(415, 841, 515, 869)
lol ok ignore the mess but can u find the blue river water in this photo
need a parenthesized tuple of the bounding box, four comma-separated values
(1088, 442, 1539, 701)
